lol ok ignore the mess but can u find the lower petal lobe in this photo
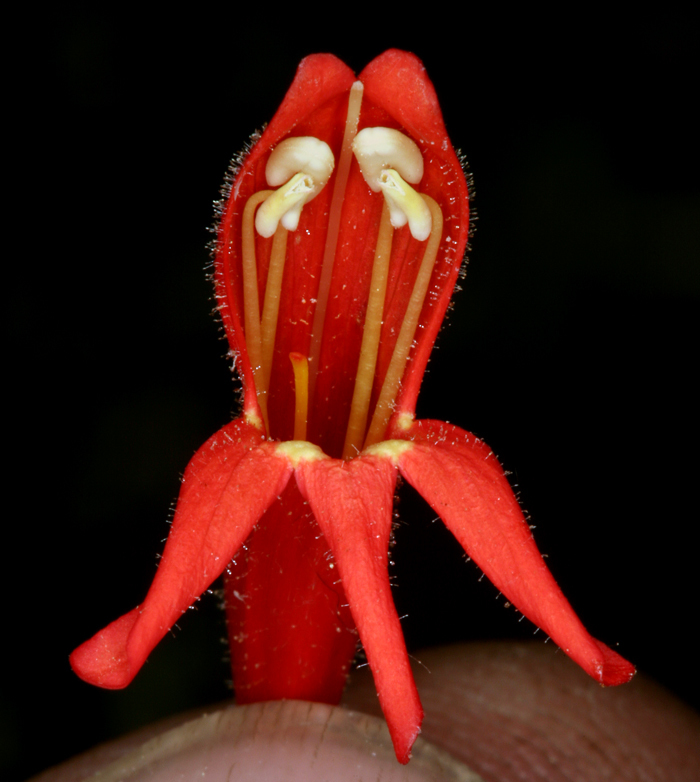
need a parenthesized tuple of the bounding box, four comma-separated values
(70, 419, 293, 688)
(295, 454, 423, 763)
(396, 418, 635, 687)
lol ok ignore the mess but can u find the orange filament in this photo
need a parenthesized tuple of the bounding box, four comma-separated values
(364, 195, 443, 449)
(289, 352, 309, 441)
(307, 81, 364, 403)
(242, 190, 274, 431)
(260, 225, 289, 388)
(342, 200, 394, 459)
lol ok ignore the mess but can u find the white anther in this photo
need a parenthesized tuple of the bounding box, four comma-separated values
(255, 137, 334, 238)
(352, 127, 431, 241)
(266, 137, 334, 188)
(352, 127, 424, 190)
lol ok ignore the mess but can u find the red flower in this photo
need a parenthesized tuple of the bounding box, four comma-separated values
(70, 50, 634, 764)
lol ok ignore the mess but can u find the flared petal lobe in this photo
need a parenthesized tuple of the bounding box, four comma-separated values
(295, 455, 422, 764)
(391, 418, 635, 686)
(70, 420, 293, 688)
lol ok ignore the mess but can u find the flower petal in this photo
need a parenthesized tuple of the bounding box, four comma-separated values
(294, 454, 422, 764)
(394, 419, 635, 687)
(215, 54, 356, 425)
(70, 419, 293, 688)
(359, 50, 471, 417)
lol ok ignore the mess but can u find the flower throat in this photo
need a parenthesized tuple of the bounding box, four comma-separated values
(239, 82, 443, 459)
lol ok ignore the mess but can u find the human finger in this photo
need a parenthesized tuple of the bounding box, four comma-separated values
(343, 641, 700, 781)
(30, 700, 479, 782)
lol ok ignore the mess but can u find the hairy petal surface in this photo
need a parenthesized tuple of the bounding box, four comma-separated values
(394, 419, 635, 687)
(70, 420, 293, 688)
(295, 455, 423, 764)
(215, 54, 355, 422)
(359, 50, 471, 418)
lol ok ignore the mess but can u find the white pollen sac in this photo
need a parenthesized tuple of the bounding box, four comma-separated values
(352, 127, 431, 241)
(255, 137, 335, 237)
(265, 136, 335, 188)
(352, 127, 424, 190)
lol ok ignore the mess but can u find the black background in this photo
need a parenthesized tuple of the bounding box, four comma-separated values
(5, 9, 699, 780)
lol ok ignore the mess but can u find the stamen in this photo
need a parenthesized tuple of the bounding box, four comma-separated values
(241, 189, 274, 431)
(352, 127, 431, 240)
(342, 200, 394, 459)
(364, 195, 443, 448)
(255, 172, 315, 237)
(242, 137, 334, 433)
(308, 81, 364, 401)
(352, 127, 424, 188)
(255, 137, 334, 237)
(266, 136, 335, 188)
(289, 352, 309, 442)
(260, 226, 289, 388)
(378, 169, 432, 241)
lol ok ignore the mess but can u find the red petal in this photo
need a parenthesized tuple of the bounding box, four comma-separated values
(359, 49, 459, 155)
(295, 455, 423, 764)
(215, 54, 355, 424)
(359, 51, 471, 417)
(70, 419, 292, 688)
(394, 419, 635, 687)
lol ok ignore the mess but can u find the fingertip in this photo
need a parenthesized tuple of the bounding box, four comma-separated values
(32, 701, 479, 782)
(345, 641, 700, 782)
